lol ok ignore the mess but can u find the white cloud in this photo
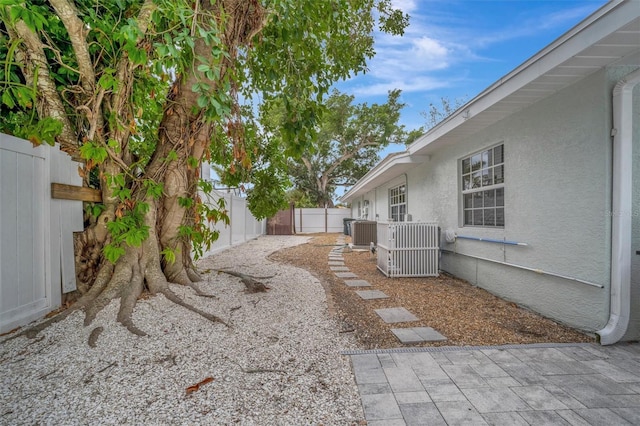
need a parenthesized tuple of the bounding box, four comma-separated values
(343, 1, 604, 101)
(391, 0, 418, 13)
(413, 37, 449, 63)
(348, 76, 452, 97)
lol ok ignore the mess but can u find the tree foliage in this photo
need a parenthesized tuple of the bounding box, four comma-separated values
(0, 0, 409, 337)
(265, 89, 413, 207)
(421, 96, 468, 130)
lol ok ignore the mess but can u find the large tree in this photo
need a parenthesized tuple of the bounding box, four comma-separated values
(270, 89, 416, 207)
(0, 0, 408, 337)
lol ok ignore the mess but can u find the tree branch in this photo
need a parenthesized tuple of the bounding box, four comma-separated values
(108, 0, 156, 152)
(48, 0, 95, 93)
(8, 18, 78, 152)
(48, 0, 107, 143)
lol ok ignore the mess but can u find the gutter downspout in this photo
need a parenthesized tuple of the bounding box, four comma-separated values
(597, 68, 640, 345)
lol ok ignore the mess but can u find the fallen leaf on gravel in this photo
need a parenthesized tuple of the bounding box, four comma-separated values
(186, 377, 214, 395)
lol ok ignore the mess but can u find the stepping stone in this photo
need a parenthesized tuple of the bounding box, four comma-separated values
(375, 307, 419, 324)
(344, 279, 371, 287)
(356, 290, 389, 300)
(391, 327, 447, 344)
(328, 261, 345, 266)
(335, 272, 358, 278)
(330, 266, 349, 271)
(413, 327, 447, 341)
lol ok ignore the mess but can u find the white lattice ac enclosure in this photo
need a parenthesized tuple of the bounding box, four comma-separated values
(376, 222, 440, 277)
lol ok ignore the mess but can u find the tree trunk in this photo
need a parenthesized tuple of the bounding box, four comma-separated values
(63, 0, 267, 342)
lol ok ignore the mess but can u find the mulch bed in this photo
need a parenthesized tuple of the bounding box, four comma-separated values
(269, 233, 594, 349)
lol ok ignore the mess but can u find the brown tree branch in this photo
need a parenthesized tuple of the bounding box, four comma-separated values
(48, 0, 95, 93)
(7, 19, 78, 152)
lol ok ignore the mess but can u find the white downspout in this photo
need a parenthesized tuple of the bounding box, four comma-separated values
(598, 68, 640, 345)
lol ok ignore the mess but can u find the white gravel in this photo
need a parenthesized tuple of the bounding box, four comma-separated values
(0, 235, 364, 425)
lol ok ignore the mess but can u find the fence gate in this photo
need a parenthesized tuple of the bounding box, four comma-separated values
(267, 204, 294, 235)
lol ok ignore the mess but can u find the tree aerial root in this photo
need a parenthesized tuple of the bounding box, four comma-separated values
(215, 269, 274, 293)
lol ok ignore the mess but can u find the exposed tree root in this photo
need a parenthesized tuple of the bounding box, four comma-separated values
(3, 254, 227, 345)
(186, 267, 202, 282)
(88, 327, 104, 348)
(117, 262, 147, 336)
(159, 287, 229, 327)
(215, 269, 274, 293)
(3, 197, 231, 345)
(187, 281, 218, 298)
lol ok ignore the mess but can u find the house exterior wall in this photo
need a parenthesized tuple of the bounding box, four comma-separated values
(406, 70, 613, 332)
(626, 79, 640, 340)
(349, 179, 406, 222)
(349, 189, 377, 220)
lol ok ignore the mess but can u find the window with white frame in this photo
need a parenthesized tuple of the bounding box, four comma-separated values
(389, 184, 406, 221)
(461, 144, 504, 227)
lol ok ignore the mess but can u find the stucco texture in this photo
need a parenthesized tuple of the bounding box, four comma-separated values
(406, 70, 613, 332)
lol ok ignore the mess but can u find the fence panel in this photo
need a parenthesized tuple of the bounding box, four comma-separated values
(0, 134, 83, 333)
(294, 208, 351, 233)
(199, 188, 265, 258)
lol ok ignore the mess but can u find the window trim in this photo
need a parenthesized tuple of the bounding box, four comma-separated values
(389, 183, 407, 222)
(460, 143, 505, 228)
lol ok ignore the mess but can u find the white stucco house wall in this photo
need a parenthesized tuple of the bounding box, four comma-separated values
(341, 0, 640, 345)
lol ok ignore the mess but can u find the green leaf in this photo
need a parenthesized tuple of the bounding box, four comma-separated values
(79, 142, 108, 163)
(178, 196, 194, 209)
(166, 150, 178, 162)
(124, 226, 148, 246)
(104, 244, 125, 264)
(143, 180, 163, 199)
(2, 91, 15, 108)
(161, 248, 176, 265)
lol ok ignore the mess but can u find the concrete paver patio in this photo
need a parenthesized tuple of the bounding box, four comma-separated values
(345, 342, 640, 425)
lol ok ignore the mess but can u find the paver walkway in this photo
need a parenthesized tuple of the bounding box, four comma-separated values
(345, 342, 640, 425)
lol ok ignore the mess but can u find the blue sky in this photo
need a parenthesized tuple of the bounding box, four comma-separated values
(335, 0, 607, 138)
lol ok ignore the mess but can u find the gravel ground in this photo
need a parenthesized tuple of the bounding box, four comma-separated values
(271, 233, 594, 349)
(0, 236, 365, 425)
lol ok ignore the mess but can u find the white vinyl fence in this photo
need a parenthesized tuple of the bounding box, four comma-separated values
(1, 134, 83, 333)
(294, 208, 351, 233)
(376, 221, 440, 278)
(199, 187, 266, 257)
